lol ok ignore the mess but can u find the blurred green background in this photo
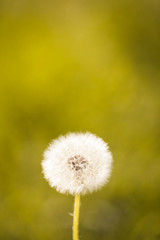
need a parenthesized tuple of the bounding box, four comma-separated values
(0, 0, 160, 239)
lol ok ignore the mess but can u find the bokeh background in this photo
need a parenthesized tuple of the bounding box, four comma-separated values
(0, 0, 160, 239)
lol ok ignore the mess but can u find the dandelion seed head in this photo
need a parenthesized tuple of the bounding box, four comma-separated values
(42, 132, 113, 195)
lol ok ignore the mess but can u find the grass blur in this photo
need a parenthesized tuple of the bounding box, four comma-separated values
(0, 0, 160, 239)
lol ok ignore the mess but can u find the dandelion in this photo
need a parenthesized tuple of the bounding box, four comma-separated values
(42, 132, 113, 240)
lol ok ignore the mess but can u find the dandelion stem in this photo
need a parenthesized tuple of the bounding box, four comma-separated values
(73, 194, 80, 240)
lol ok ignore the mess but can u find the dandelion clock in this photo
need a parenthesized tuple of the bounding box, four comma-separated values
(42, 132, 113, 240)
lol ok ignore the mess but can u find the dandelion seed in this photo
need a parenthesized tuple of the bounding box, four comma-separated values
(41, 132, 113, 240)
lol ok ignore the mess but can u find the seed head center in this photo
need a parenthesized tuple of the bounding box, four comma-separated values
(68, 155, 88, 171)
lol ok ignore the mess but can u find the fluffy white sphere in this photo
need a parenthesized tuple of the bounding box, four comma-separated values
(42, 132, 113, 195)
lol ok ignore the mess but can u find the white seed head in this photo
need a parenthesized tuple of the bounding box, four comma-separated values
(41, 132, 113, 195)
